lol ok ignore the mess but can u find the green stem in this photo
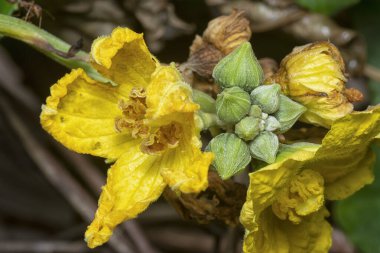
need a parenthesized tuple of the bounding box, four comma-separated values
(197, 111, 226, 130)
(0, 14, 112, 84)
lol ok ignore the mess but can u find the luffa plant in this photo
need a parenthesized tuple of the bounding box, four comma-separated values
(1, 10, 379, 253)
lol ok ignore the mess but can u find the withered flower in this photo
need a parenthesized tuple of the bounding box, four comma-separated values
(185, 10, 252, 80)
(203, 9, 252, 55)
(267, 42, 362, 128)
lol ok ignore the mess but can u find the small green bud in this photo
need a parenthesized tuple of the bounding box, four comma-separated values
(259, 119, 266, 131)
(207, 133, 251, 180)
(235, 116, 261, 141)
(216, 87, 251, 124)
(265, 116, 281, 132)
(249, 105, 262, 118)
(212, 42, 264, 92)
(250, 84, 281, 114)
(249, 131, 279, 164)
(274, 95, 307, 133)
(192, 89, 216, 113)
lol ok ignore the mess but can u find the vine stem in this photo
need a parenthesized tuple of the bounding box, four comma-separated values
(0, 14, 113, 84)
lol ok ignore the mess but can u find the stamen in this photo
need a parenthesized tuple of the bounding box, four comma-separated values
(114, 87, 148, 138)
(141, 123, 183, 154)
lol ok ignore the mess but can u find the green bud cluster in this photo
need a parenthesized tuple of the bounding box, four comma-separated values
(208, 42, 307, 179)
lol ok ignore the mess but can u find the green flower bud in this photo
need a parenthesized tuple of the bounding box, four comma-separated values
(212, 42, 264, 92)
(250, 83, 281, 114)
(249, 105, 262, 118)
(274, 95, 307, 133)
(265, 116, 281, 132)
(207, 133, 251, 180)
(216, 87, 251, 124)
(249, 131, 279, 164)
(235, 116, 261, 141)
(192, 89, 216, 113)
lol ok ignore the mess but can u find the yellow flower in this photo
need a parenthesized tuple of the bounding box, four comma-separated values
(267, 42, 358, 128)
(40, 28, 214, 248)
(240, 105, 380, 253)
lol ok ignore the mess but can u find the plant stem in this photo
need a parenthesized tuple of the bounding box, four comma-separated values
(0, 14, 112, 84)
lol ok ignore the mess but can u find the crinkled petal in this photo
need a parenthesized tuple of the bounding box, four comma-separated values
(40, 69, 136, 160)
(298, 93, 353, 129)
(160, 118, 214, 193)
(91, 27, 158, 87)
(145, 65, 200, 126)
(240, 143, 319, 252)
(308, 105, 380, 200)
(85, 145, 166, 248)
(243, 207, 331, 253)
(249, 143, 319, 215)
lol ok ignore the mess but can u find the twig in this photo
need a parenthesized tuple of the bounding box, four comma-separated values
(0, 46, 40, 112)
(146, 226, 214, 253)
(364, 64, 380, 83)
(0, 240, 87, 253)
(0, 96, 135, 253)
(58, 147, 161, 253)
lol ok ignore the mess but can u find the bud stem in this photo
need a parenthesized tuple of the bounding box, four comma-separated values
(197, 111, 226, 130)
(0, 14, 113, 84)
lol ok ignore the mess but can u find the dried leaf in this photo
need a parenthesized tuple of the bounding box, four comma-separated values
(164, 171, 247, 226)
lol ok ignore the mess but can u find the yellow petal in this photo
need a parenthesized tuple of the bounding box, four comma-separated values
(85, 145, 166, 248)
(306, 105, 380, 200)
(272, 169, 325, 224)
(240, 143, 319, 252)
(298, 93, 353, 128)
(145, 65, 200, 126)
(268, 42, 353, 128)
(91, 27, 158, 87)
(160, 119, 214, 193)
(248, 143, 319, 216)
(40, 68, 136, 160)
(242, 207, 332, 253)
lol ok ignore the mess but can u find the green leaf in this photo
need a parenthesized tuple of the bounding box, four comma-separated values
(295, 0, 360, 15)
(0, 0, 17, 16)
(334, 146, 380, 253)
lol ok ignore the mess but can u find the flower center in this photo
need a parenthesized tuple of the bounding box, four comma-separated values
(271, 169, 324, 224)
(115, 87, 183, 154)
(140, 123, 183, 155)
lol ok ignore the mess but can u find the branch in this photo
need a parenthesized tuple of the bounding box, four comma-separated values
(0, 96, 135, 253)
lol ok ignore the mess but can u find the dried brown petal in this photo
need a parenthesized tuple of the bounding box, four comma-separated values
(163, 171, 247, 226)
(259, 57, 278, 80)
(203, 10, 252, 55)
(184, 10, 251, 81)
(186, 36, 224, 79)
(344, 87, 364, 103)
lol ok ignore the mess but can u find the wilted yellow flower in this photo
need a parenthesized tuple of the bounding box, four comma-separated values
(267, 42, 359, 128)
(40, 28, 213, 248)
(240, 106, 380, 253)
